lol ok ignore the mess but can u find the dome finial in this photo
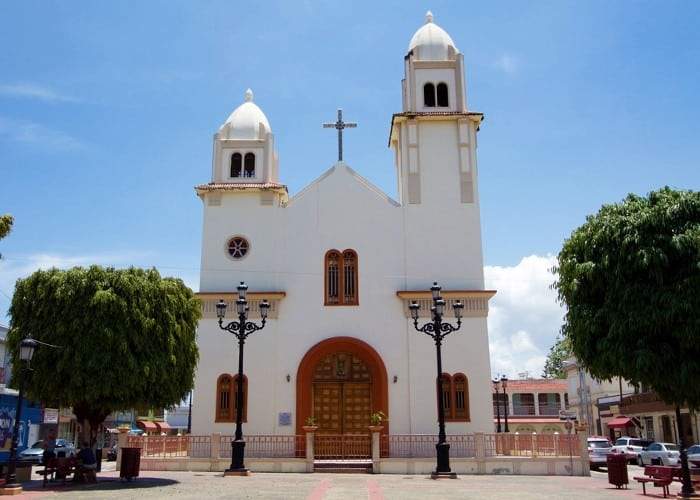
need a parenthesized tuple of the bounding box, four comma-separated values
(425, 10, 434, 24)
(244, 88, 254, 102)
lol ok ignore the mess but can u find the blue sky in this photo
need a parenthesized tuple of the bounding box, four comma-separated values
(1, 1, 698, 375)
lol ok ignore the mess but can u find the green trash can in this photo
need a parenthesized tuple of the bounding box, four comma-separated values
(607, 453, 628, 489)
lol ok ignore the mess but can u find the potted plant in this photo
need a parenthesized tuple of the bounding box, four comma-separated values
(302, 416, 318, 432)
(369, 411, 387, 432)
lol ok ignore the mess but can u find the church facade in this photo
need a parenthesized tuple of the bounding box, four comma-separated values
(191, 13, 496, 438)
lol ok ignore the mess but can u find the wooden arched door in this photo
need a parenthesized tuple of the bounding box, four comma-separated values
(312, 352, 372, 435)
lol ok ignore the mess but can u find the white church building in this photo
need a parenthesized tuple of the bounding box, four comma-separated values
(191, 12, 496, 439)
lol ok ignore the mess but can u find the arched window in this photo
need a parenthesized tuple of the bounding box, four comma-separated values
(230, 153, 242, 177)
(216, 374, 233, 422)
(453, 373, 469, 420)
(436, 83, 448, 107)
(342, 250, 358, 305)
(440, 372, 471, 422)
(324, 249, 359, 306)
(440, 373, 452, 417)
(215, 373, 247, 422)
(423, 83, 436, 107)
(244, 153, 255, 178)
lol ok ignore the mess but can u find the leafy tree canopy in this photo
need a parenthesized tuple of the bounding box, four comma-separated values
(542, 336, 571, 379)
(554, 187, 700, 409)
(7, 266, 201, 439)
(0, 214, 12, 241)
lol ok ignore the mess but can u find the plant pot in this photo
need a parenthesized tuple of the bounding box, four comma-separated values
(302, 425, 318, 433)
(368, 425, 384, 432)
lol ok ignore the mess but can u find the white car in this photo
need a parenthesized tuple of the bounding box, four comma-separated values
(688, 445, 700, 467)
(611, 437, 654, 464)
(639, 442, 680, 466)
(588, 437, 613, 469)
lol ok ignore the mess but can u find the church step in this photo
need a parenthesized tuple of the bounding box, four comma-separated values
(314, 461, 372, 473)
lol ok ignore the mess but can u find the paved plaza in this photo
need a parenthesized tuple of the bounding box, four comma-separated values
(11, 465, 687, 499)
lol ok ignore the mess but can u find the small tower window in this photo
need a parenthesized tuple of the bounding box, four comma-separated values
(437, 83, 449, 107)
(423, 83, 436, 107)
(231, 153, 242, 178)
(244, 153, 255, 178)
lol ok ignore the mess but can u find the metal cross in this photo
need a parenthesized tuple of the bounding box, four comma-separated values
(323, 108, 357, 162)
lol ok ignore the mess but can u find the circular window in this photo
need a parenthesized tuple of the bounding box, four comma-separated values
(226, 236, 249, 260)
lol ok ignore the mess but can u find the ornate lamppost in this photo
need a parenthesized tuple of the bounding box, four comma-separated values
(216, 282, 270, 476)
(2, 336, 38, 495)
(500, 375, 510, 433)
(409, 282, 464, 479)
(493, 378, 502, 433)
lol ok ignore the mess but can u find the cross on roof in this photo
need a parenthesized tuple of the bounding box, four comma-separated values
(323, 109, 357, 162)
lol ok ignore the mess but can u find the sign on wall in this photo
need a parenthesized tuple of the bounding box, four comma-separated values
(278, 412, 291, 426)
(43, 408, 59, 424)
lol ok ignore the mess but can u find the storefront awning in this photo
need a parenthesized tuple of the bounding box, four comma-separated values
(136, 420, 158, 432)
(155, 421, 172, 433)
(607, 416, 634, 429)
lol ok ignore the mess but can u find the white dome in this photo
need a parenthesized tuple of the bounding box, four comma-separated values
(408, 11, 458, 61)
(219, 89, 271, 140)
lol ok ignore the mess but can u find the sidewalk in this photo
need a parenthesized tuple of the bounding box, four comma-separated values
(6, 462, 685, 499)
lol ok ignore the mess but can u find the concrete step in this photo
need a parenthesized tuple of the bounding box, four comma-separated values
(314, 461, 372, 474)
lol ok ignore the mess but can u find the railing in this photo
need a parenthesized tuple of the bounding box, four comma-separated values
(314, 434, 371, 459)
(512, 404, 536, 416)
(125, 435, 211, 458)
(538, 405, 562, 416)
(219, 435, 305, 458)
(379, 435, 476, 458)
(484, 433, 580, 457)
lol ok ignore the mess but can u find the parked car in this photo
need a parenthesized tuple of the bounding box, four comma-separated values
(611, 436, 654, 464)
(639, 442, 680, 466)
(18, 439, 76, 464)
(687, 445, 700, 468)
(588, 437, 613, 469)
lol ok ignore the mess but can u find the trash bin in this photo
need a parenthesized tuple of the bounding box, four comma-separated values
(607, 453, 628, 489)
(120, 447, 141, 481)
(95, 448, 102, 472)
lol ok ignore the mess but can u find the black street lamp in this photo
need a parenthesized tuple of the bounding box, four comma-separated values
(500, 375, 510, 433)
(2, 336, 38, 494)
(409, 282, 464, 479)
(493, 378, 502, 433)
(216, 282, 270, 476)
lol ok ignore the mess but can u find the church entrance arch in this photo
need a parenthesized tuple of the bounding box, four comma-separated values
(296, 337, 389, 439)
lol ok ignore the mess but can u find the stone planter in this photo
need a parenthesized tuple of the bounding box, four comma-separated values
(302, 425, 318, 433)
(368, 425, 384, 432)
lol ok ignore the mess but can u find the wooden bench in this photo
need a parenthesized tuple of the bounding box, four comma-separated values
(634, 466, 675, 497)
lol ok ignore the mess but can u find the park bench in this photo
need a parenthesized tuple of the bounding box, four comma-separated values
(634, 465, 674, 497)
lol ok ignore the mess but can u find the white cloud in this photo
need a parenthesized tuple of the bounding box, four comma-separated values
(0, 117, 85, 151)
(493, 54, 519, 75)
(0, 83, 78, 103)
(485, 255, 564, 379)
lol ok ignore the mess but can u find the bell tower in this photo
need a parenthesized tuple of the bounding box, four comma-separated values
(389, 12, 483, 207)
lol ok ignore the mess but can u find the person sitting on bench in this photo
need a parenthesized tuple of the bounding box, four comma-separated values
(75, 442, 97, 483)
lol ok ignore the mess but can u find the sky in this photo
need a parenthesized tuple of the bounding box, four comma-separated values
(1, 1, 698, 378)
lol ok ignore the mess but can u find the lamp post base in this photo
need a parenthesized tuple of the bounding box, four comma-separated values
(0, 484, 23, 496)
(430, 471, 457, 479)
(435, 441, 452, 475)
(223, 468, 251, 477)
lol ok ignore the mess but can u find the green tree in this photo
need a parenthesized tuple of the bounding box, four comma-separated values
(542, 336, 571, 379)
(554, 187, 700, 496)
(7, 266, 201, 444)
(0, 214, 12, 240)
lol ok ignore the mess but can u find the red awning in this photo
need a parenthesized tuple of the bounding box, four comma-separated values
(155, 421, 172, 433)
(607, 416, 634, 429)
(136, 420, 158, 432)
